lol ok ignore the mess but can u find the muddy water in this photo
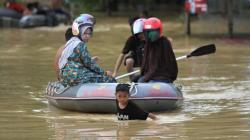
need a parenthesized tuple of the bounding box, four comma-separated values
(0, 16, 250, 139)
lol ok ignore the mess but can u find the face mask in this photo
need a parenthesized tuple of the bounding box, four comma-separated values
(145, 30, 160, 42)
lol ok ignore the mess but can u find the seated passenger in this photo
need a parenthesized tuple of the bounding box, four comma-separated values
(113, 18, 146, 81)
(138, 17, 178, 83)
(58, 14, 116, 86)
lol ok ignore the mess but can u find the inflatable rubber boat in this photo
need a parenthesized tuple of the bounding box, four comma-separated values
(0, 8, 68, 28)
(19, 13, 68, 28)
(0, 8, 22, 19)
(0, 8, 21, 27)
(45, 82, 183, 113)
(44, 45, 218, 113)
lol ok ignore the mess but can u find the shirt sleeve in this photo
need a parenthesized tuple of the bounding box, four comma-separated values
(130, 101, 149, 120)
(78, 43, 105, 75)
(122, 36, 134, 54)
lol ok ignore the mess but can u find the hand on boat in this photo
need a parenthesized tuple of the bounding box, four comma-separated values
(148, 113, 158, 120)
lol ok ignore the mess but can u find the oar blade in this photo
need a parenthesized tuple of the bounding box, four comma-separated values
(188, 44, 216, 57)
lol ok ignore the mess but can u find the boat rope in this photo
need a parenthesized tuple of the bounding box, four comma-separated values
(129, 82, 138, 97)
(55, 86, 70, 95)
(174, 83, 183, 91)
(46, 82, 70, 95)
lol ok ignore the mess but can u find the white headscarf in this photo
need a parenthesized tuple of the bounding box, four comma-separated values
(58, 37, 82, 69)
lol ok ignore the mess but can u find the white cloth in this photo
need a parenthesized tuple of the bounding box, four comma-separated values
(59, 37, 82, 69)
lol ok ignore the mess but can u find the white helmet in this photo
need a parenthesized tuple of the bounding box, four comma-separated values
(132, 18, 146, 35)
(72, 14, 96, 36)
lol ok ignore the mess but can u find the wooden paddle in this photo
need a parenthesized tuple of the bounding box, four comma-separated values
(115, 44, 216, 80)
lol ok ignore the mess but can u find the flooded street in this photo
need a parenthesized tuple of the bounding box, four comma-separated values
(0, 16, 250, 139)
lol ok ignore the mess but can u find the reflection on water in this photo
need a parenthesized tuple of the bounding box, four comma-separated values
(45, 105, 188, 139)
(0, 16, 250, 139)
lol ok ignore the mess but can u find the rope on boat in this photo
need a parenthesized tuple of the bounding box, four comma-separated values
(129, 82, 138, 97)
(174, 83, 183, 91)
(45, 81, 70, 96)
(55, 86, 70, 95)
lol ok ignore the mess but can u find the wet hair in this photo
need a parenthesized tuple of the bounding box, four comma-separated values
(128, 16, 140, 27)
(128, 16, 140, 34)
(140, 9, 149, 18)
(65, 27, 73, 41)
(115, 83, 130, 94)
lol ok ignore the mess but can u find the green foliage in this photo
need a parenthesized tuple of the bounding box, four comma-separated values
(83, 0, 101, 11)
(66, 0, 101, 11)
(134, 0, 155, 5)
(0, 2, 4, 8)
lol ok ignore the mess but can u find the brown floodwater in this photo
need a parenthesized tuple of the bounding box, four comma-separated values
(0, 16, 250, 140)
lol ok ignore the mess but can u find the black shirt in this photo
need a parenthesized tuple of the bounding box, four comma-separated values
(122, 36, 144, 54)
(116, 100, 149, 120)
(122, 36, 145, 66)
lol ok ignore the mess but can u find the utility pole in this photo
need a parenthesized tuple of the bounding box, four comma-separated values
(185, 12, 191, 36)
(227, 0, 234, 38)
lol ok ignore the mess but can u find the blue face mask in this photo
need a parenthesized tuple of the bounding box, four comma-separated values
(145, 30, 160, 42)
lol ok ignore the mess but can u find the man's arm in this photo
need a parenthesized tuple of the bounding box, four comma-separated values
(148, 113, 157, 120)
(112, 53, 125, 77)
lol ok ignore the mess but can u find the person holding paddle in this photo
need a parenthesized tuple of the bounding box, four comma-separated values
(58, 14, 116, 86)
(138, 17, 178, 83)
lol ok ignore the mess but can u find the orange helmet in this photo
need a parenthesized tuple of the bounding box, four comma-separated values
(143, 17, 163, 35)
(143, 17, 163, 42)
